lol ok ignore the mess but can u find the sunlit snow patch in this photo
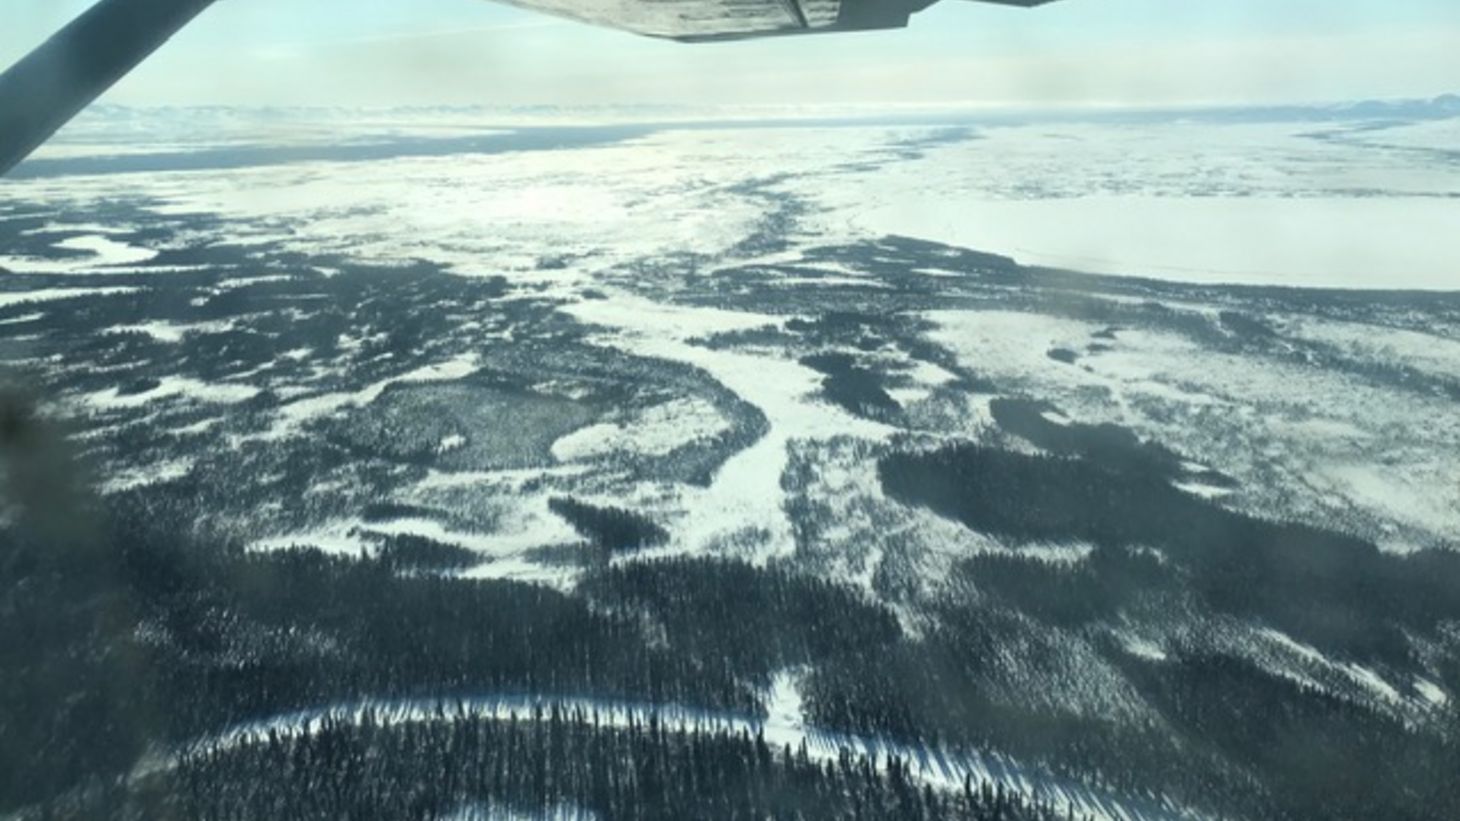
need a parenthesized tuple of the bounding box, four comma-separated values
(551, 397, 729, 462)
(87, 377, 260, 410)
(1118, 633, 1169, 662)
(565, 292, 897, 562)
(763, 669, 806, 748)
(106, 319, 237, 343)
(0, 287, 139, 309)
(1258, 628, 1405, 708)
(249, 520, 371, 557)
(98, 459, 193, 494)
(1415, 679, 1450, 708)
(261, 353, 481, 440)
(438, 802, 597, 821)
(0, 235, 157, 273)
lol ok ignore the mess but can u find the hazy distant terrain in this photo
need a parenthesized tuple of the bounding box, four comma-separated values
(2, 99, 1458, 820)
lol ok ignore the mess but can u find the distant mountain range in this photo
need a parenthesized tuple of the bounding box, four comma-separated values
(1183, 93, 1460, 124)
(70, 92, 1460, 133)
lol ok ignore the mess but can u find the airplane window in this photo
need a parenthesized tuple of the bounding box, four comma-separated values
(2, 1, 1458, 819)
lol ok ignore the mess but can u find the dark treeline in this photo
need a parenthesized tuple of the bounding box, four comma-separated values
(104, 712, 1067, 821)
(803, 601, 1460, 821)
(1217, 310, 1278, 340)
(2, 511, 908, 815)
(0, 512, 153, 813)
(799, 608, 1249, 820)
(1116, 652, 1460, 821)
(988, 398, 1187, 481)
(801, 352, 902, 421)
(959, 547, 1174, 628)
(8, 403, 1458, 821)
(529, 557, 1235, 816)
(0, 506, 752, 813)
(373, 533, 482, 572)
(864, 441, 1460, 819)
(879, 443, 1460, 668)
(549, 497, 669, 556)
(142, 546, 761, 739)
(579, 557, 902, 689)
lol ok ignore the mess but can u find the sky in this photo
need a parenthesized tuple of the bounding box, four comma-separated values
(3, 0, 1458, 107)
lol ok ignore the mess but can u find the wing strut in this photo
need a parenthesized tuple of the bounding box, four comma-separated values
(0, 0, 218, 177)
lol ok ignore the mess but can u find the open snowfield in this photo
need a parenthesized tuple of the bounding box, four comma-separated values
(797, 119, 1460, 290)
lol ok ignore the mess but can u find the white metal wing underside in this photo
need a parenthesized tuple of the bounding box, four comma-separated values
(493, 0, 1059, 42)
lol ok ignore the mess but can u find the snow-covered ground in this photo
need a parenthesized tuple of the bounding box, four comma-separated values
(149, 688, 1199, 821)
(565, 291, 895, 562)
(0, 286, 140, 309)
(796, 120, 1460, 290)
(9, 113, 1457, 291)
(10, 108, 1453, 562)
(924, 308, 1460, 551)
(5, 104, 1457, 818)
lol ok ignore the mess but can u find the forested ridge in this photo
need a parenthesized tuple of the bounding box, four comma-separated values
(1, 492, 1079, 819)
(115, 711, 1067, 821)
(874, 439, 1460, 820)
(4, 388, 1459, 819)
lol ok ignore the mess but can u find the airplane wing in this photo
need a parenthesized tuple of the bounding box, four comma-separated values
(496, 0, 1059, 42)
(0, 0, 1060, 176)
